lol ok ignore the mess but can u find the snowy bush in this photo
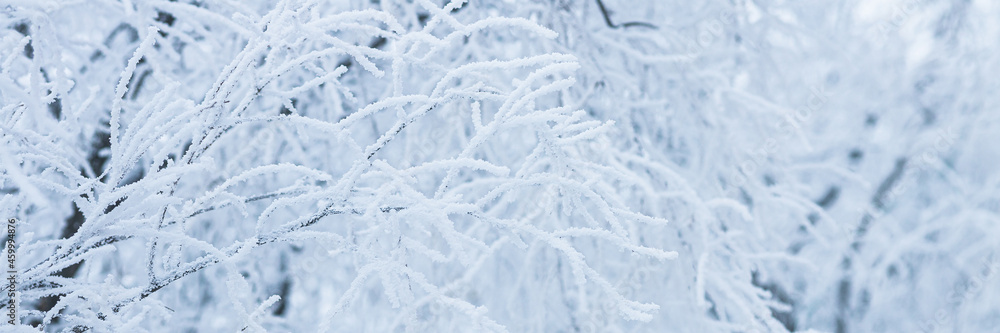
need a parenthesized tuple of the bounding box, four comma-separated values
(2, 0, 999, 332)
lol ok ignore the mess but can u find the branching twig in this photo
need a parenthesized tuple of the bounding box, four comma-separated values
(595, 0, 657, 29)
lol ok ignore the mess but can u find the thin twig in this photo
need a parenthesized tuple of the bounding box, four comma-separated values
(594, 0, 657, 29)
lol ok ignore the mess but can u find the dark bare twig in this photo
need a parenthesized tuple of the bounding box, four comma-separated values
(594, 0, 657, 29)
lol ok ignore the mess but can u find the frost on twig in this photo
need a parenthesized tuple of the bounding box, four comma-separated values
(1, 1, 674, 331)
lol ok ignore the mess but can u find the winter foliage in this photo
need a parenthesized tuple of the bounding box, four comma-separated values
(2, 0, 999, 332)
